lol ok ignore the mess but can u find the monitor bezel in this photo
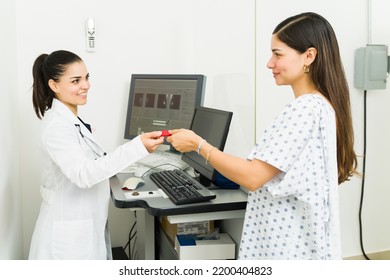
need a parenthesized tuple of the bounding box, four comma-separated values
(181, 106, 233, 186)
(124, 74, 205, 140)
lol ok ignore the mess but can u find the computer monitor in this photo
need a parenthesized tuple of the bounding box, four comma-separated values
(181, 106, 233, 186)
(124, 74, 205, 140)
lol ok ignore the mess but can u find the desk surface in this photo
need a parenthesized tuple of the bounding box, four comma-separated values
(110, 172, 248, 216)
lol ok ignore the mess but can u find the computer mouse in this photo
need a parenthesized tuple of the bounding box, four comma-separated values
(122, 177, 145, 191)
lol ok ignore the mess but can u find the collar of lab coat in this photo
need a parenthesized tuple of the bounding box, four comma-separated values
(51, 99, 99, 144)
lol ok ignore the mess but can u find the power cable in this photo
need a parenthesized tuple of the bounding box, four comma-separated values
(358, 90, 370, 260)
(123, 211, 137, 259)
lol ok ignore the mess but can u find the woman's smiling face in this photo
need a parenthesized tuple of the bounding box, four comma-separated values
(49, 61, 90, 115)
(266, 35, 306, 87)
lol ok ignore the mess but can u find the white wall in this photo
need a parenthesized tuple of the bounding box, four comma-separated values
(359, 0, 390, 255)
(0, 0, 388, 259)
(0, 0, 24, 259)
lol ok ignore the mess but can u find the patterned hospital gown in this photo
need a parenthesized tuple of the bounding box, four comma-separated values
(238, 94, 342, 260)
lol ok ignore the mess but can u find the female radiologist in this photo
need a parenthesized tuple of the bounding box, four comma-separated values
(28, 50, 164, 259)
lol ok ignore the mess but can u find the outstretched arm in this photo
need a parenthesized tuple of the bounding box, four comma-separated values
(167, 129, 280, 191)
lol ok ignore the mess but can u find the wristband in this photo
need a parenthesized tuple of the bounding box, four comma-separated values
(197, 139, 207, 155)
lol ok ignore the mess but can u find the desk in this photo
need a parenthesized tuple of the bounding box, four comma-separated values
(110, 172, 248, 259)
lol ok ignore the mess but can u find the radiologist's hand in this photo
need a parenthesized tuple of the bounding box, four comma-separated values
(140, 131, 165, 153)
(166, 129, 203, 153)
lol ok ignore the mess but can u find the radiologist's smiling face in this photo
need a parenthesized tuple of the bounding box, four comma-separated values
(49, 61, 90, 115)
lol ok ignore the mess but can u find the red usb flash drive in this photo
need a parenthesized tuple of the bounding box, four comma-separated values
(161, 130, 172, 136)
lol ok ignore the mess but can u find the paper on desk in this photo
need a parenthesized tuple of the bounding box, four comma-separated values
(158, 189, 169, 198)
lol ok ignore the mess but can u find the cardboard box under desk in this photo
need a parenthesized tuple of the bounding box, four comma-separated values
(175, 233, 235, 260)
(161, 216, 214, 244)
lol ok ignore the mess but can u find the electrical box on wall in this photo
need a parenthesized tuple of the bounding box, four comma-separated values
(354, 44, 388, 90)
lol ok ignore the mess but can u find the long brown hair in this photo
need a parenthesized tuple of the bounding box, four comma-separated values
(273, 12, 358, 184)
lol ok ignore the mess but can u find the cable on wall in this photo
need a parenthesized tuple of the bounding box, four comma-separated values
(359, 90, 370, 260)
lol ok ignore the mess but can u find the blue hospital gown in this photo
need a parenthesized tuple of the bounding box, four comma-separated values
(238, 94, 342, 260)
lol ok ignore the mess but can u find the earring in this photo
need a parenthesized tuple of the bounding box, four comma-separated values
(303, 65, 310, 74)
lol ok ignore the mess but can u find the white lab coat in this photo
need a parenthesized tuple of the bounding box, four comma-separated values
(28, 99, 149, 259)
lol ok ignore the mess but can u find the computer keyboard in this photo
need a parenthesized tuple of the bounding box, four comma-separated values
(137, 150, 189, 171)
(149, 169, 216, 205)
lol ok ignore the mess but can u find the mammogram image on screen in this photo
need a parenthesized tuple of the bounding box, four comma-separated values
(125, 75, 205, 139)
(130, 81, 196, 133)
(145, 94, 155, 108)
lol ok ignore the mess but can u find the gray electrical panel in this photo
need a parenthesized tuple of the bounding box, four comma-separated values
(354, 44, 388, 90)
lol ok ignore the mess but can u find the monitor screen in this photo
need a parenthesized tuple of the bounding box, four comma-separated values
(181, 106, 233, 186)
(124, 74, 205, 140)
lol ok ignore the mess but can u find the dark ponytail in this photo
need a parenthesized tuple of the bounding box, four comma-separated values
(32, 50, 82, 119)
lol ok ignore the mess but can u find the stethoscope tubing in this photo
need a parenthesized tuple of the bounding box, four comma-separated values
(75, 124, 106, 159)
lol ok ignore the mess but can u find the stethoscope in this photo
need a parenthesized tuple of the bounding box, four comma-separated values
(75, 124, 107, 159)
